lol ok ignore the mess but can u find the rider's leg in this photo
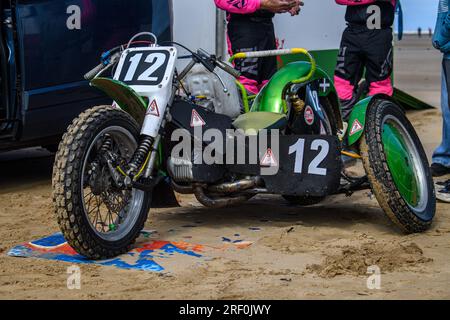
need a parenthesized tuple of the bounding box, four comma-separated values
(364, 28, 394, 97)
(227, 19, 276, 95)
(334, 27, 365, 162)
(432, 59, 450, 178)
(258, 21, 277, 92)
(334, 27, 365, 122)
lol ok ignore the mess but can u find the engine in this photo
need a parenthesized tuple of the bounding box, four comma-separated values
(182, 64, 242, 119)
(167, 157, 193, 183)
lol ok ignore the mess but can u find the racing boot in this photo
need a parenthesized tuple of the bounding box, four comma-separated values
(340, 98, 360, 167)
(340, 79, 368, 164)
(436, 179, 450, 203)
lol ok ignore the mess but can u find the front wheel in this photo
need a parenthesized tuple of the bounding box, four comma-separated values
(360, 99, 436, 233)
(52, 106, 151, 259)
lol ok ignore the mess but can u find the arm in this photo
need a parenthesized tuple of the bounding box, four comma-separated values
(442, 12, 450, 39)
(335, 0, 393, 6)
(214, 0, 261, 14)
(215, 0, 299, 14)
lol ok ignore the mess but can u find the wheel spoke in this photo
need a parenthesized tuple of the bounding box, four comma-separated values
(79, 125, 144, 239)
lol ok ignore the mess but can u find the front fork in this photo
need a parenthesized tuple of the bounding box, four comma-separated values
(122, 88, 177, 188)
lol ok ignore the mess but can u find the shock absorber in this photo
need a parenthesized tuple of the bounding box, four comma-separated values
(128, 135, 154, 174)
(100, 134, 113, 153)
(290, 94, 305, 115)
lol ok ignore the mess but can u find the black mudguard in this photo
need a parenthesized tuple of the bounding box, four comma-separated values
(170, 98, 233, 136)
(166, 98, 233, 183)
(227, 134, 342, 197)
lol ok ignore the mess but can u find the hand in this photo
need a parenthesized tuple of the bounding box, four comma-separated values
(289, 1, 304, 16)
(260, 0, 300, 14)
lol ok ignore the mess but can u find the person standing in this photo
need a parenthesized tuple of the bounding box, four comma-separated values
(215, 0, 302, 95)
(334, 0, 396, 123)
(431, 0, 450, 202)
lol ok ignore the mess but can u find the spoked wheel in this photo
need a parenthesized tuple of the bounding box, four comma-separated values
(360, 99, 436, 233)
(53, 106, 151, 259)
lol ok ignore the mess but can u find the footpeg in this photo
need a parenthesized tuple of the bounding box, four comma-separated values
(132, 176, 164, 192)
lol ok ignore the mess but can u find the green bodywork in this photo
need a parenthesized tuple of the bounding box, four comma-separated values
(279, 49, 340, 79)
(91, 77, 148, 125)
(347, 96, 373, 146)
(347, 95, 408, 146)
(250, 62, 337, 114)
(394, 88, 435, 110)
(281, 49, 435, 110)
(382, 122, 420, 207)
(232, 112, 288, 133)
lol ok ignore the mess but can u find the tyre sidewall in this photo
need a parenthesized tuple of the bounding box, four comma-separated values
(361, 99, 435, 232)
(55, 106, 151, 258)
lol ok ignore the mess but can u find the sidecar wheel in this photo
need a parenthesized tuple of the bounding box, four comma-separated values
(360, 99, 435, 233)
(282, 195, 325, 206)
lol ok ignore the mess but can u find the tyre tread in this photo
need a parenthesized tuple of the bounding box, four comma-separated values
(52, 106, 149, 259)
(360, 100, 435, 233)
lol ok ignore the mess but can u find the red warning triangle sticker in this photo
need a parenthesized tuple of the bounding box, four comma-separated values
(350, 119, 363, 136)
(147, 100, 160, 117)
(320, 121, 327, 135)
(190, 109, 206, 127)
(260, 148, 278, 167)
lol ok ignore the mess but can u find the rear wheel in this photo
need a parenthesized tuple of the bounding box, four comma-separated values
(360, 99, 435, 233)
(53, 106, 151, 259)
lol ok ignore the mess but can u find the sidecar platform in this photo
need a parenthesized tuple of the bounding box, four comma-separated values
(232, 112, 288, 132)
(227, 134, 343, 197)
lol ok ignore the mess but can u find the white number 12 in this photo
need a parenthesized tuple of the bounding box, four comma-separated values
(124, 52, 166, 82)
(289, 138, 329, 176)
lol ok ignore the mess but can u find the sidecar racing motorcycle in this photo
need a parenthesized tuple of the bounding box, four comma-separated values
(52, 33, 436, 259)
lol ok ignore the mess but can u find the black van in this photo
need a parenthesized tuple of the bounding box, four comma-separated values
(0, 0, 171, 151)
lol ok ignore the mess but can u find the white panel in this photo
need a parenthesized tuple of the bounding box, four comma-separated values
(273, 0, 347, 51)
(171, 0, 346, 57)
(172, 0, 216, 53)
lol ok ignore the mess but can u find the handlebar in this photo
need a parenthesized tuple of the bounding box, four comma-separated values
(229, 48, 317, 84)
(85, 44, 315, 86)
(84, 63, 106, 81)
(215, 60, 241, 79)
(84, 52, 122, 81)
(192, 49, 241, 79)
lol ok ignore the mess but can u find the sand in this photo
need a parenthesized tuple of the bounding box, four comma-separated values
(0, 35, 449, 300)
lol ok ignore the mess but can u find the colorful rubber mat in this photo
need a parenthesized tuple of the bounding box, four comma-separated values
(7, 231, 252, 272)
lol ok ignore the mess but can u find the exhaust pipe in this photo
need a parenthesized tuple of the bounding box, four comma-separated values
(207, 177, 260, 194)
(172, 177, 261, 195)
(170, 176, 262, 208)
(171, 181, 194, 194)
(194, 185, 249, 208)
(193, 177, 262, 208)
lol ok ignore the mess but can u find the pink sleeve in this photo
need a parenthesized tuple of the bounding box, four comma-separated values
(215, 0, 261, 14)
(335, 0, 394, 6)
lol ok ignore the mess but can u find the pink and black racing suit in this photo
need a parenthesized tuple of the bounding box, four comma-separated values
(334, 0, 396, 121)
(215, 0, 277, 95)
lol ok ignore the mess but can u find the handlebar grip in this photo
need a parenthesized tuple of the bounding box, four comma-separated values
(242, 49, 292, 59)
(216, 61, 241, 79)
(84, 63, 106, 81)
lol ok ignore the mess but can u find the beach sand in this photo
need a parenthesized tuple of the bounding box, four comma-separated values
(0, 35, 448, 300)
